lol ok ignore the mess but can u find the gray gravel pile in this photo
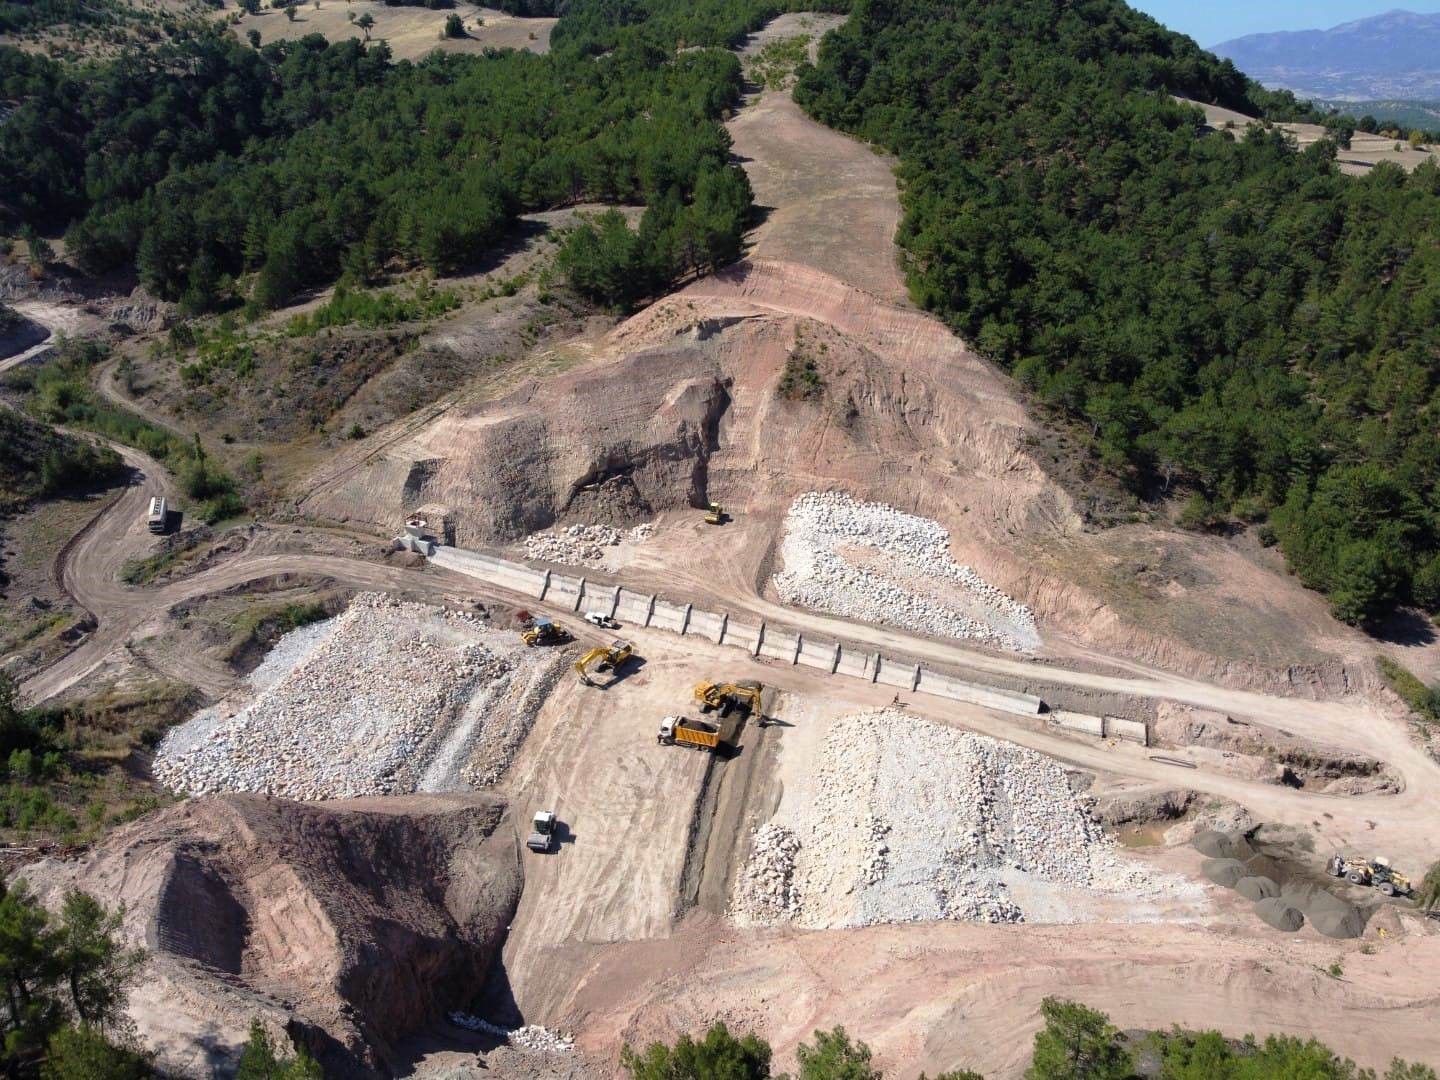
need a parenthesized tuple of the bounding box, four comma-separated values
(1192, 830, 1255, 860)
(1255, 898, 1305, 932)
(772, 492, 1039, 651)
(732, 709, 1177, 928)
(522, 523, 651, 566)
(1236, 875, 1280, 901)
(1281, 882, 1366, 939)
(154, 594, 511, 800)
(1202, 858, 1249, 888)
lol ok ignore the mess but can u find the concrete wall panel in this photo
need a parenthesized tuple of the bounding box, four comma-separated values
(834, 649, 872, 680)
(651, 600, 689, 633)
(1106, 717, 1149, 745)
(917, 671, 1043, 716)
(875, 657, 916, 689)
(615, 590, 654, 626)
(758, 630, 800, 663)
(1051, 711, 1104, 737)
(688, 609, 726, 643)
(723, 620, 763, 653)
(797, 639, 837, 671)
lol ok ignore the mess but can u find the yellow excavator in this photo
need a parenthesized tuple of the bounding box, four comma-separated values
(693, 679, 764, 718)
(575, 640, 634, 685)
(703, 502, 726, 525)
(521, 617, 572, 647)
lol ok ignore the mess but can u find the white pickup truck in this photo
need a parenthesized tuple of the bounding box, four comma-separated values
(526, 810, 558, 853)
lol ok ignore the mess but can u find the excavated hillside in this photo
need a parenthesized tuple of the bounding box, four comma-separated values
(15, 794, 522, 1078)
(297, 16, 1372, 693)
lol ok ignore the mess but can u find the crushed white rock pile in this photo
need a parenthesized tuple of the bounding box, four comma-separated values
(449, 1013, 574, 1053)
(732, 709, 1179, 928)
(155, 593, 512, 800)
(773, 492, 1039, 651)
(523, 522, 652, 566)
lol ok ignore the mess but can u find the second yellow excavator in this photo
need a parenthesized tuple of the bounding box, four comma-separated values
(575, 640, 635, 685)
(693, 679, 764, 718)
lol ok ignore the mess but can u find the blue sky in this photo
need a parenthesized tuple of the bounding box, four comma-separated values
(1129, 2, 1438, 47)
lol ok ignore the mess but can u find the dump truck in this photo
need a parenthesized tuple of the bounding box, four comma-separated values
(703, 502, 725, 525)
(527, 810, 557, 853)
(693, 679, 764, 718)
(658, 715, 720, 750)
(575, 640, 634, 685)
(1328, 854, 1413, 897)
(521, 617, 571, 647)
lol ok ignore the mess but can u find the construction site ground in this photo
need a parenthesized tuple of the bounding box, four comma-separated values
(3, 13, 1440, 1080)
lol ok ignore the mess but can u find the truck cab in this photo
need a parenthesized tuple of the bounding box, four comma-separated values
(527, 810, 557, 853)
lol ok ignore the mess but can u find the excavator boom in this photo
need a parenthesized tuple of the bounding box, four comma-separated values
(576, 640, 634, 684)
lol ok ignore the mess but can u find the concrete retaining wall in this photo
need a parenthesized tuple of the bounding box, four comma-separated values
(651, 599, 689, 634)
(1106, 716, 1149, 746)
(875, 657, 918, 690)
(797, 638, 838, 672)
(688, 608, 727, 643)
(428, 546, 1073, 725)
(758, 629, 801, 664)
(834, 649, 874, 681)
(545, 573, 586, 610)
(615, 589, 654, 626)
(917, 671, 1043, 717)
(721, 619, 763, 654)
(1052, 711, 1105, 737)
(432, 548, 545, 596)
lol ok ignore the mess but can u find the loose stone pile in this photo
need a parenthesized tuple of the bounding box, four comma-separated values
(522, 522, 652, 565)
(732, 823, 801, 922)
(731, 709, 1169, 928)
(154, 594, 509, 800)
(449, 1013, 574, 1053)
(773, 492, 1039, 651)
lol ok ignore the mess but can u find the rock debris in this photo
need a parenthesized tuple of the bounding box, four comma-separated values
(773, 492, 1039, 651)
(522, 522, 652, 566)
(449, 1013, 575, 1053)
(154, 594, 522, 800)
(732, 709, 1172, 928)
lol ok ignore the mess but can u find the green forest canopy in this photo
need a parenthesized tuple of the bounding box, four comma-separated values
(796, 0, 1440, 625)
(619, 1003, 1437, 1080)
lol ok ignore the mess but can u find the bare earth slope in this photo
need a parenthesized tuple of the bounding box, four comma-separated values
(16, 793, 521, 1078)
(300, 17, 1374, 691)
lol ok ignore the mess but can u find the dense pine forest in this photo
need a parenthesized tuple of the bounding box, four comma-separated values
(0, 29, 753, 312)
(796, 0, 1440, 624)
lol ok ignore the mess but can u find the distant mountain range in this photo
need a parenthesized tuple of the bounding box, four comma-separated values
(1212, 9, 1440, 100)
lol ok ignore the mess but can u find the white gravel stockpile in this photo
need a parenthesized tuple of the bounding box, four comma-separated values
(732, 709, 1178, 928)
(155, 594, 512, 800)
(523, 522, 651, 566)
(449, 1013, 574, 1053)
(773, 491, 1039, 651)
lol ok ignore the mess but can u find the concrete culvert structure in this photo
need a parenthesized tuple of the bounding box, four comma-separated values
(1255, 897, 1305, 932)
(1193, 830, 1254, 861)
(1236, 875, 1280, 901)
(1202, 858, 1249, 888)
